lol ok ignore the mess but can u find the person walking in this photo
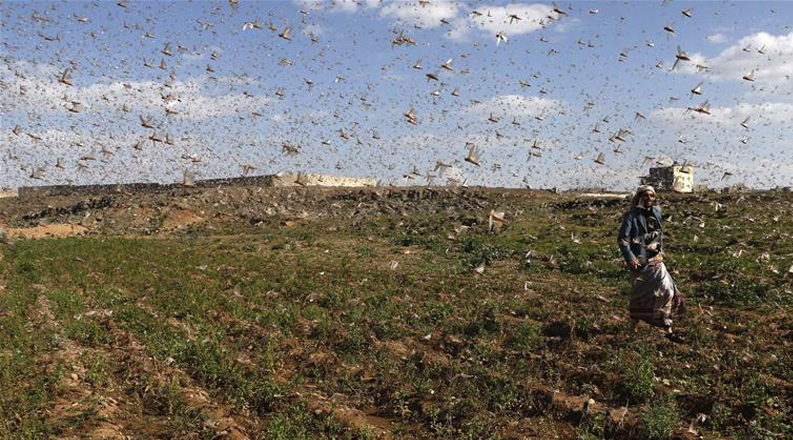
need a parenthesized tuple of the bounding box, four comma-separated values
(618, 185, 684, 336)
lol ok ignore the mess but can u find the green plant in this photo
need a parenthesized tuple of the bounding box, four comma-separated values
(81, 352, 110, 388)
(639, 394, 680, 440)
(65, 318, 110, 347)
(15, 261, 40, 282)
(623, 356, 655, 403)
(576, 410, 606, 440)
(693, 278, 770, 307)
(507, 319, 540, 350)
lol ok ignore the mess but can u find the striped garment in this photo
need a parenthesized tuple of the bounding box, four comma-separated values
(628, 262, 685, 328)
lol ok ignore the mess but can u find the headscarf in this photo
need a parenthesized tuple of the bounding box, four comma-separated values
(632, 185, 656, 207)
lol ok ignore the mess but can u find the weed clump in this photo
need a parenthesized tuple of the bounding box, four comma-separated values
(622, 355, 655, 403)
(639, 394, 679, 440)
(15, 261, 40, 282)
(576, 410, 606, 440)
(507, 319, 540, 351)
(459, 235, 512, 268)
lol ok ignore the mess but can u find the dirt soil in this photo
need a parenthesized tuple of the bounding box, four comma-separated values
(2, 223, 88, 239)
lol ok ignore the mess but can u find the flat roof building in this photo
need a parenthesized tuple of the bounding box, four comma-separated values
(640, 164, 694, 193)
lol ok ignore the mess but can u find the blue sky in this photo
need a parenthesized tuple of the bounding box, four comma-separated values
(1, 0, 792, 190)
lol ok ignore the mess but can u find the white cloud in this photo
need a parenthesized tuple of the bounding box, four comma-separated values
(182, 52, 205, 61)
(292, 0, 326, 11)
(643, 100, 793, 189)
(0, 63, 271, 121)
(379, 0, 459, 29)
(677, 31, 793, 91)
(468, 4, 557, 38)
(446, 17, 472, 41)
(1, 128, 184, 186)
(465, 94, 564, 118)
(553, 17, 580, 34)
(294, 1, 558, 42)
(332, 0, 361, 13)
(651, 102, 793, 126)
(706, 33, 727, 44)
(293, 0, 378, 13)
(302, 23, 326, 36)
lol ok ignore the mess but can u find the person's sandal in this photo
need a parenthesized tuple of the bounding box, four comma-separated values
(665, 332, 685, 343)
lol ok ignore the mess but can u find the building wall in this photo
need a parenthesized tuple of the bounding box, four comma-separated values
(271, 173, 376, 187)
(671, 166, 694, 193)
(641, 165, 694, 193)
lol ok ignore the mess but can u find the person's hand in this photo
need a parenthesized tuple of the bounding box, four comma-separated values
(628, 258, 641, 270)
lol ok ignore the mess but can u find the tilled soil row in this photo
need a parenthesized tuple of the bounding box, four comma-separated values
(212, 308, 400, 440)
(101, 316, 252, 440)
(209, 294, 651, 440)
(29, 284, 254, 440)
(136, 290, 400, 439)
(29, 294, 131, 440)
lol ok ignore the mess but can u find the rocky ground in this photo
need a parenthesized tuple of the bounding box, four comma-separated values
(1, 186, 519, 237)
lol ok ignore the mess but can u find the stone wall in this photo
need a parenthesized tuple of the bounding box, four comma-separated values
(16, 173, 375, 198)
(18, 182, 174, 199)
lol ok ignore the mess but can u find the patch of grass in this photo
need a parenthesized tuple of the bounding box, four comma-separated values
(81, 352, 110, 389)
(576, 410, 606, 440)
(65, 318, 110, 347)
(264, 403, 364, 440)
(506, 319, 540, 351)
(622, 354, 656, 403)
(0, 282, 61, 439)
(3, 190, 793, 440)
(355, 244, 377, 258)
(393, 233, 440, 250)
(50, 406, 100, 435)
(693, 277, 771, 307)
(0, 371, 60, 439)
(458, 235, 513, 268)
(638, 394, 679, 440)
(176, 336, 282, 414)
(737, 373, 793, 440)
(14, 261, 41, 282)
(132, 373, 205, 435)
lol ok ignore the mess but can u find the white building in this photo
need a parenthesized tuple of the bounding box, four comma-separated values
(270, 172, 377, 187)
(640, 164, 694, 193)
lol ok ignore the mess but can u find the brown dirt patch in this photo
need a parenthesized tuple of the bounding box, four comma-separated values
(160, 208, 204, 231)
(30, 295, 130, 440)
(5, 223, 87, 239)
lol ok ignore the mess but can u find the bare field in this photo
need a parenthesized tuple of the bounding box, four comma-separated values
(1, 187, 792, 440)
